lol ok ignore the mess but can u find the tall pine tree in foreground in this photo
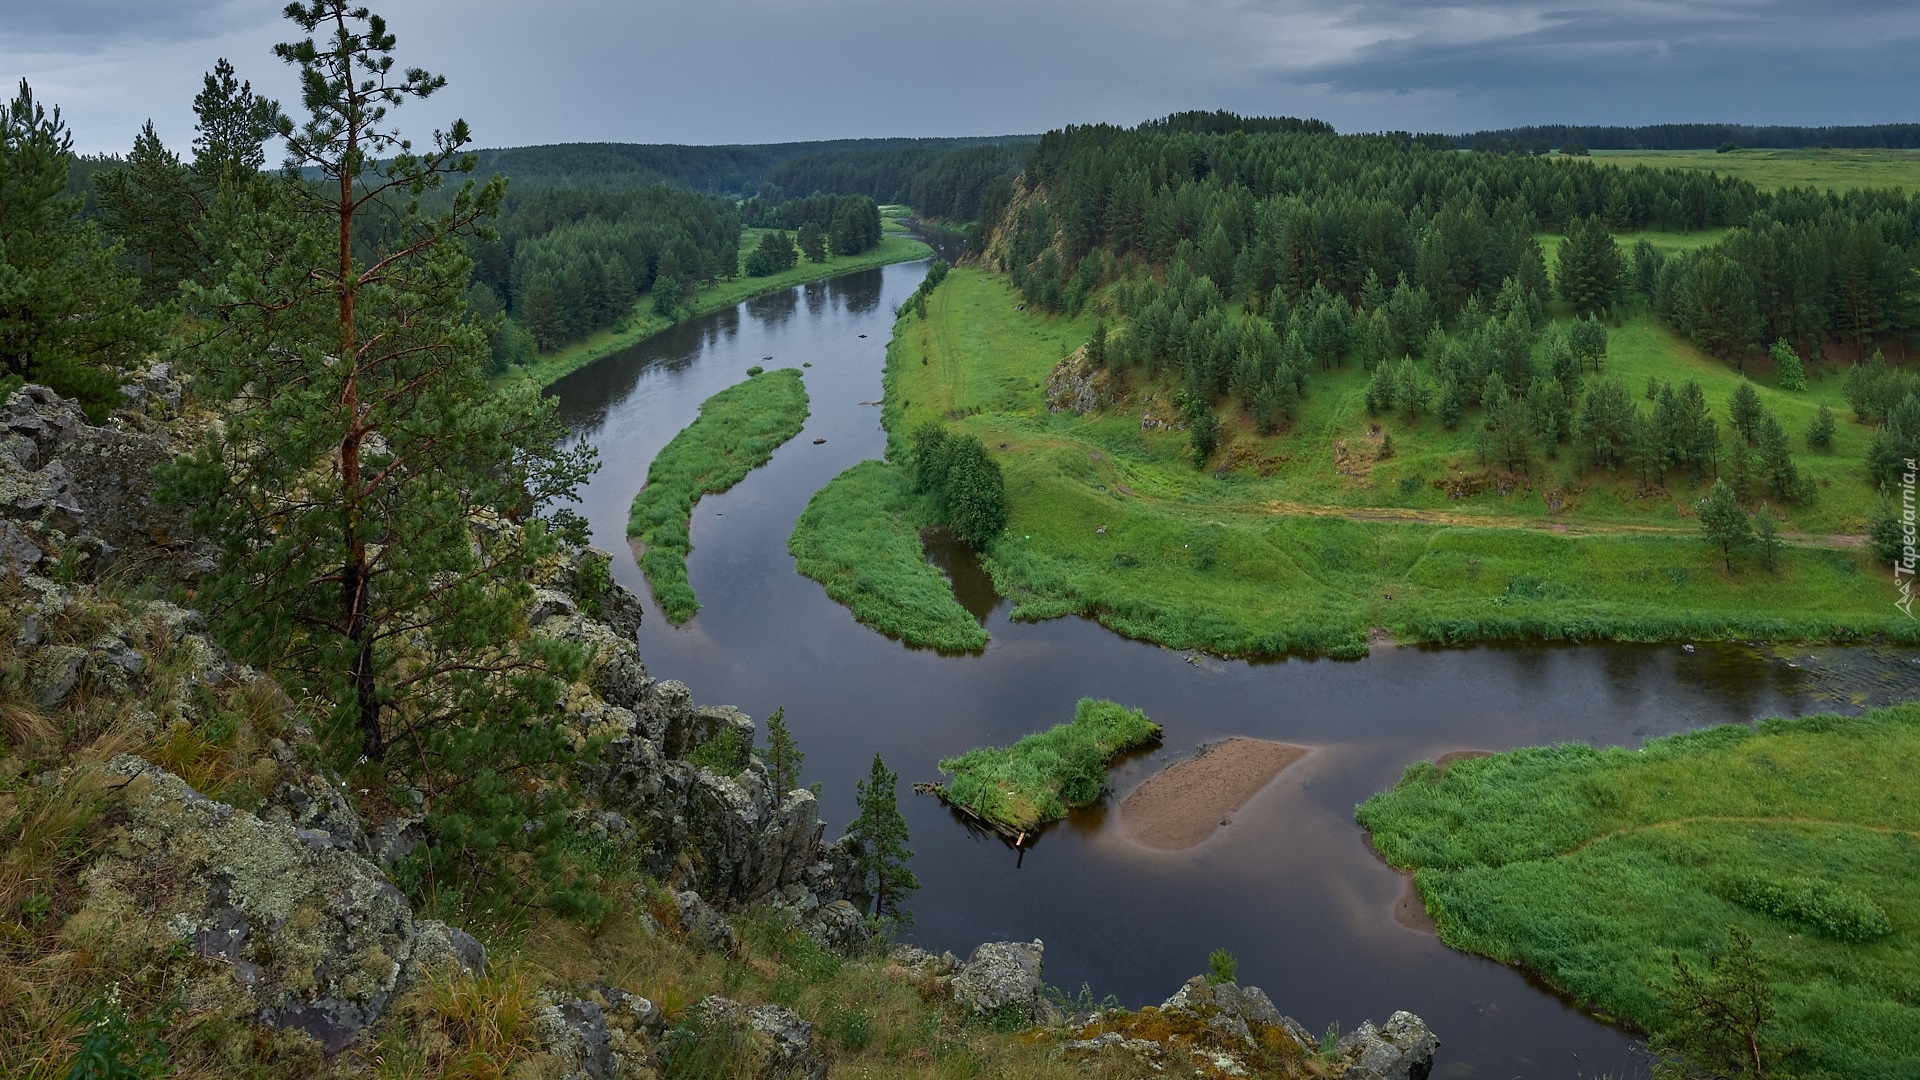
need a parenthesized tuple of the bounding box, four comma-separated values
(848, 753, 918, 924)
(163, 1, 597, 908)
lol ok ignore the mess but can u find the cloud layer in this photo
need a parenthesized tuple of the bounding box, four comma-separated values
(4, 0, 1913, 156)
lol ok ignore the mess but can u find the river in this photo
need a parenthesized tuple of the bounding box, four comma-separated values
(547, 243, 1913, 1078)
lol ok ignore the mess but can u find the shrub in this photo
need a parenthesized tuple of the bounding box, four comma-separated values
(1723, 874, 1894, 942)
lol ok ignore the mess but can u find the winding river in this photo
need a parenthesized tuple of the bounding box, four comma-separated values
(548, 240, 1914, 1078)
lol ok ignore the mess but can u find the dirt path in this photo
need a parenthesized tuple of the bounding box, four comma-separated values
(1117, 738, 1309, 851)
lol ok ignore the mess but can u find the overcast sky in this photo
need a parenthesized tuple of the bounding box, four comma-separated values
(7, 0, 1918, 157)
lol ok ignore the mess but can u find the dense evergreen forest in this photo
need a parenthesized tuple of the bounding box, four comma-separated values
(1452, 122, 1920, 152)
(465, 134, 1029, 193)
(985, 116, 1918, 503)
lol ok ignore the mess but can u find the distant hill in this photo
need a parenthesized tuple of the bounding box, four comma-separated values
(466, 135, 1035, 194)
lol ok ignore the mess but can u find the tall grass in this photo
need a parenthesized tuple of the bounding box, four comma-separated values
(936, 698, 1162, 835)
(786, 460, 988, 652)
(627, 369, 809, 623)
(1357, 702, 1920, 1079)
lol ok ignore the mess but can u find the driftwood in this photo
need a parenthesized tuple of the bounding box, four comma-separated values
(912, 781, 1029, 846)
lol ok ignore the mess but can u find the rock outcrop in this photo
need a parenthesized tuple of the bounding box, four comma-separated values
(688, 997, 825, 1080)
(1044, 346, 1108, 415)
(79, 757, 483, 1054)
(1336, 1012, 1440, 1080)
(951, 939, 1055, 1024)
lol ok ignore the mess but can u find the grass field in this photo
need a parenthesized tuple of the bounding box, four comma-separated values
(934, 698, 1162, 837)
(1357, 702, 1920, 1079)
(627, 369, 809, 622)
(1580, 148, 1920, 193)
(497, 214, 930, 391)
(786, 460, 989, 652)
(879, 266, 1914, 657)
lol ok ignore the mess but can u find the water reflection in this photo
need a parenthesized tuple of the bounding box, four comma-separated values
(546, 241, 1919, 1080)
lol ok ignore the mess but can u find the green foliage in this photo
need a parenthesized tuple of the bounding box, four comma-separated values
(1721, 875, 1893, 942)
(1697, 479, 1752, 571)
(1206, 949, 1238, 986)
(909, 426, 1008, 550)
(1554, 215, 1624, 317)
(847, 753, 918, 924)
(742, 229, 799, 276)
(627, 369, 809, 622)
(764, 708, 803, 794)
(1358, 703, 1920, 1078)
(1651, 927, 1783, 1080)
(64, 996, 176, 1080)
(936, 699, 1162, 834)
(0, 80, 154, 415)
(687, 726, 750, 777)
(787, 460, 987, 652)
(1866, 497, 1908, 569)
(1806, 404, 1836, 451)
(1770, 340, 1807, 391)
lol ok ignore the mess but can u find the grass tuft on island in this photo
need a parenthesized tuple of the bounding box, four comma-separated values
(786, 460, 988, 652)
(628, 368, 809, 622)
(1357, 702, 1920, 1078)
(932, 698, 1162, 839)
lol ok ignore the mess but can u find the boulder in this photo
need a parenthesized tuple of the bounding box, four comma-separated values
(951, 940, 1050, 1025)
(1337, 1012, 1439, 1080)
(80, 757, 479, 1054)
(674, 889, 737, 955)
(1161, 976, 1316, 1056)
(689, 997, 824, 1080)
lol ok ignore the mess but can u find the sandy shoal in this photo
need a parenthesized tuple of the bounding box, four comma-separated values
(1117, 737, 1308, 851)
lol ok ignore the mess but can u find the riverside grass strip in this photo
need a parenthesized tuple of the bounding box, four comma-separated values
(628, 369, 809, 622)
(1357, 702, 1920, 1079)
(786, 460, 988, 652)
(930, 698, 1162, 840)
(878, 267, 1916, 659)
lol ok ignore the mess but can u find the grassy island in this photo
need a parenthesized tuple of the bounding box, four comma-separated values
(931, 698, 1162, 839)
(786, 460, 988, 652)
(877, 266, 1914, 658)
(628, 369, 810, 622)
(1358, 703, 1920, 1078)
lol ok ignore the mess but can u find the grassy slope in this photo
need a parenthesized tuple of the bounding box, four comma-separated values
(1580, 147, 1920, 193)
(496, 216, 931, 391)
(1357, 703, 1920, 1079)
(628, 369, 809, 622)
(884, 267, 1912, 657)
(935, 698, 1163, 836)
(786, 459, 988, 653)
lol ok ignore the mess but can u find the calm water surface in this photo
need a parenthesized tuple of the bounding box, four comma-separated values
(548, 246, 1917, 1078)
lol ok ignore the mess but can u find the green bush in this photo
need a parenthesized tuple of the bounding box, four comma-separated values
(1206, 949, 1238, 986)
(1722, 874, 1894, 942)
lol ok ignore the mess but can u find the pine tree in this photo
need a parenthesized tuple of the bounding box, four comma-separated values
(1086, 319, 1107, 368)
(1805, 404, 1835, 451)
(847, 753, 918, 924)
(1698, 479, 1751, 572)
(164, 1, 598, 775)
(796, 221, 826, 263)
(1651, 927, 1782, 1080)
(0, 80, 155, 414)
(1555, 215, 1624, 318)
(1728, 381, 1763, 444)
(1753, 504, 1781, 572)
(764, 707, 803, 795)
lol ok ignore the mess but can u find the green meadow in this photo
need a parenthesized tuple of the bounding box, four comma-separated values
(786, 460, 989, 652)
(1582, 147, 1920, 193)
(498, 213, 930, 390)
(627, 369, 810, 622)
(878, 267, 1911, 657)
(1358, 702, 1920, 1079)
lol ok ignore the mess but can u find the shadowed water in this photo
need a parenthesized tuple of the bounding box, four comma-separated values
(547, 245, 1918, 1079)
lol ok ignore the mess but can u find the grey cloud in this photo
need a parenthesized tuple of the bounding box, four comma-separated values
(1, 0, 271, 50)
